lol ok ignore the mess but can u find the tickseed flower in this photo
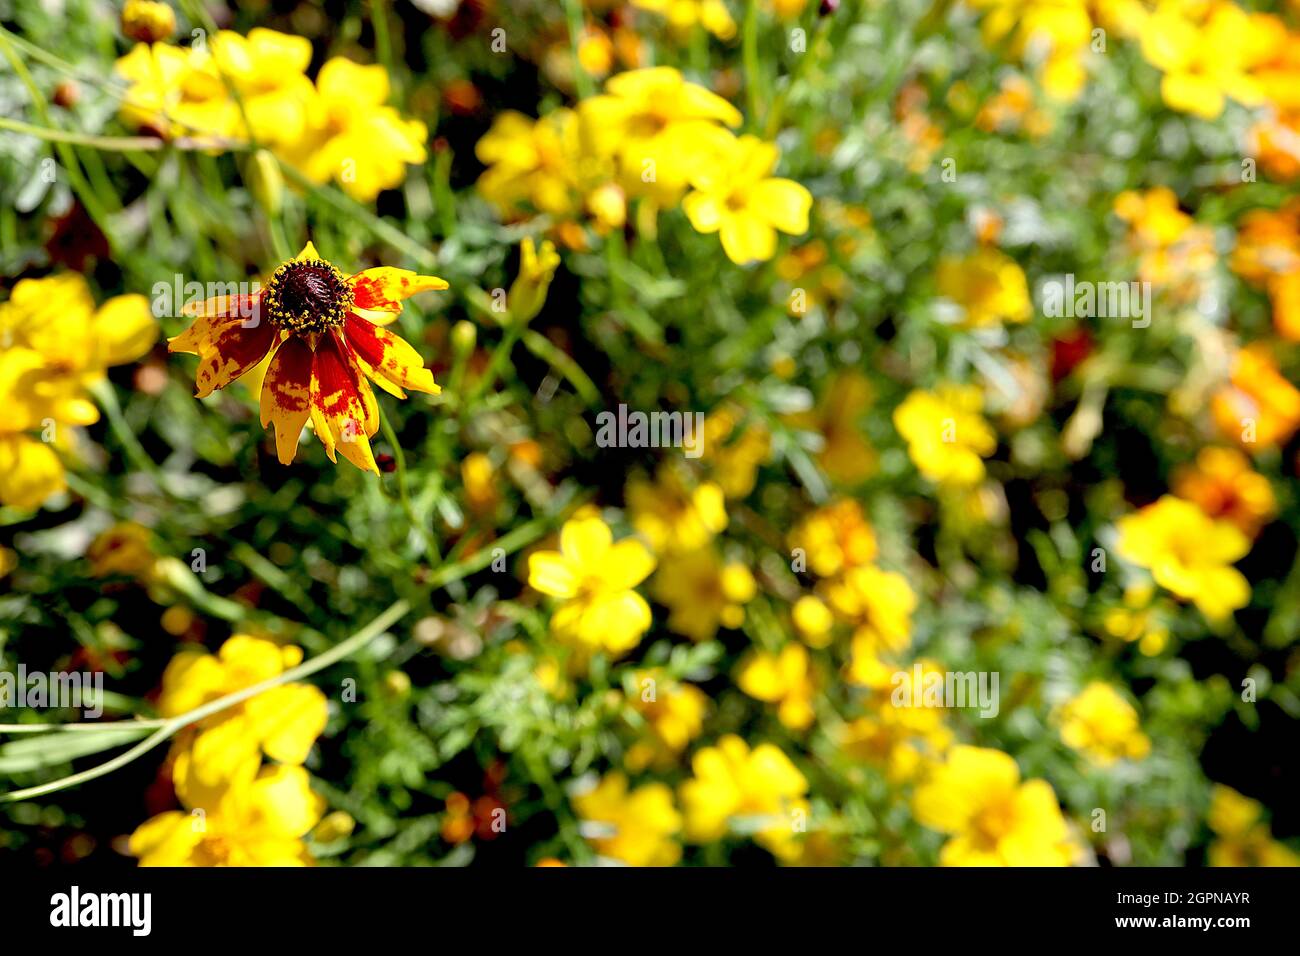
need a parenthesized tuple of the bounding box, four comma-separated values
(632, 0, 738, 42)
(682, 133, 813, 265)
(158, 635, 328, 790)
(786, 370, 876, 485)
(789, 498, 877, 579)
(120, 0, 176, 44)
(0, 274, 157, 509)
(624, 670, 709, 772)
(1211, 344, 1300, 451)
(626, 469, 728, 554)
(527, 514, 657, 656)
(579, 67, 742, 204)
(679, 735, 810, 862)
(1115, 496, 1251, 622)
(277, 58, 428, 201)
(914, 745, 1077, 866)
(1055, 682, 1151, 766)
(737, 644, 817, 730)
(893, 384, 996, 487)
(1172, 446, 1276, 538)
(572, 772, 682, 866)
(935, 247, 1031, 329)
(1206, 784, 1300, 867)
(168, 242, 446, 473)
(652, 546, 756, 641)
(129, 757, 325, 866)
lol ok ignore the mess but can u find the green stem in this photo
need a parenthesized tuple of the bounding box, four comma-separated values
(563, 0, 595, 99)
(0, 116, 165, 151)
(743, 0, 762, 127)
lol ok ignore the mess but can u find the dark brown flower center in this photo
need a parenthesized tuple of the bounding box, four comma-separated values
(263, 258, 353, 334)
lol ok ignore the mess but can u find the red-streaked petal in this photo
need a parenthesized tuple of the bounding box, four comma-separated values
(309, 332, 380, 474)
(180, 293, 262, 319)
(192, 321, 277, 398)
(344, 313, 440, 396)
(259, 337, 314, 465)
(349, 268, 448, 316)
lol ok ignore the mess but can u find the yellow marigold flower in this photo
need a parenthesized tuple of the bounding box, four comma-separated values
(1138, 0, 1278, 119)
(572, 772, 682, 866)
(475, 108, 593, 221)
(87, 522, 158, 580)
(633, 0, 738, 42)
(115, 41, 235, 141)
(208, 29, 318, 149)
(527, 514, 656, 656)
(786, 370, 876, 484)
(1207, 784, 1300, 867)
(826, 565, 917, 686)
(936, 247, 1031, 328)
(841, 660, 952, 782)
(0, 274, 157, 509)
(579, 67, 742, 203)
(129, 758, 325, 866)
(1230, 199, 1300, 341)
(1210, 344, 1300, 451)
(789, 498, 877, 578)
(737, 644, 817, 730)
(683, 133, 812, 265)
(893, 384, 996, 487)
(626, 469, 728, 554)
(679, 735, 810, 862)
(168, 241, 446, 473)
(159, 635, 328, 790)
(652, 546, 756, 641)
(1055, 682, 1151, 766)
(1115, 496, 1251, 622)
(120, 0, 176, 44)
(625, 669, 709, 771)
(914, 745, 1077, 866)
(277, 58, 427, 201)
(1172, 446, 1276, 538)
(968, 0, 1094, 101)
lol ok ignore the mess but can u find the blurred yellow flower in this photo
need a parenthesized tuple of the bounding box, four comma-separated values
(130, 758, 325, 866)
(969, 0, 1094, 100)
(652, 546, 756, 641)
(787, 370, 876, 484)
(527, 514, 656, 655)
(507, 237, 561, 324)
(738, 644, 817, 730)
(826, 565, 917, 686)
(1207, 784, 1300, 867)
(159, 635, 328, 790)
(120, 0, 176, 44)
(1172, 446, 1276, 538)
(1055, 682, 1151, 766)
(914, 745, 1077, 866)
(573, 772, 682, 865)
(625, 670, 709, 771)
(626, 469, 728, 554)
(936, 247, 1031, 329)
(789, 497, 877, 578)
(703, 406, 771, 499)
(683, 133, 812, 264)
(1114, 186, 1216, 292)
(475, 108, 595, 221)
(680, 735, 810, 861)
(841, 659, 952, 782)
(893, 384, 996, 487)
(633, 0, 737, 41)
(791, 594, 834, 647)
(87, 522, 158, 580)
(1115, 496, 1251, 622)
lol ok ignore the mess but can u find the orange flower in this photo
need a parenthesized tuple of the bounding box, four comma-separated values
(169, 242, 447, 472)
(1173, 446, 1277, 538)
(1211, 344, 1300, 451)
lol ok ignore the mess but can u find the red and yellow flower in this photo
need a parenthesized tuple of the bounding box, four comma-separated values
(169, 242, 446, 473)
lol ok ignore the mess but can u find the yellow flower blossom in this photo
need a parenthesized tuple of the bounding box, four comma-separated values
(841, 659, 953, 782)
(1210, 344, 1300, 451)
(572, 772, 682, 865)
(625, 670, 709, 771)
(120, 0, 176, 44)
(683, 133, 813, 265)
(1055, 682, 1151, 766)
(527, 514, 657, 656)
(789, 497, 877, 578)
(968, 0, 1095, 100)
(626, 469, 728, 554)
(632, 0, 737, 41)
(737, 643, 817, 730)
(159, 635, 329, 790)
(936, 247, 1031, 329)
(914, 745, 1077, 866)
(1115, 495, 1251, 622)
(679, 735, 810, 862)
(893, 384, 996, 487)
(652, 546, 756, 641)
(786, 370, 876, 484)
(1207, 784, 1300, 867)
(825, 565, 917, 686)
(703, 406, 771, 499)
